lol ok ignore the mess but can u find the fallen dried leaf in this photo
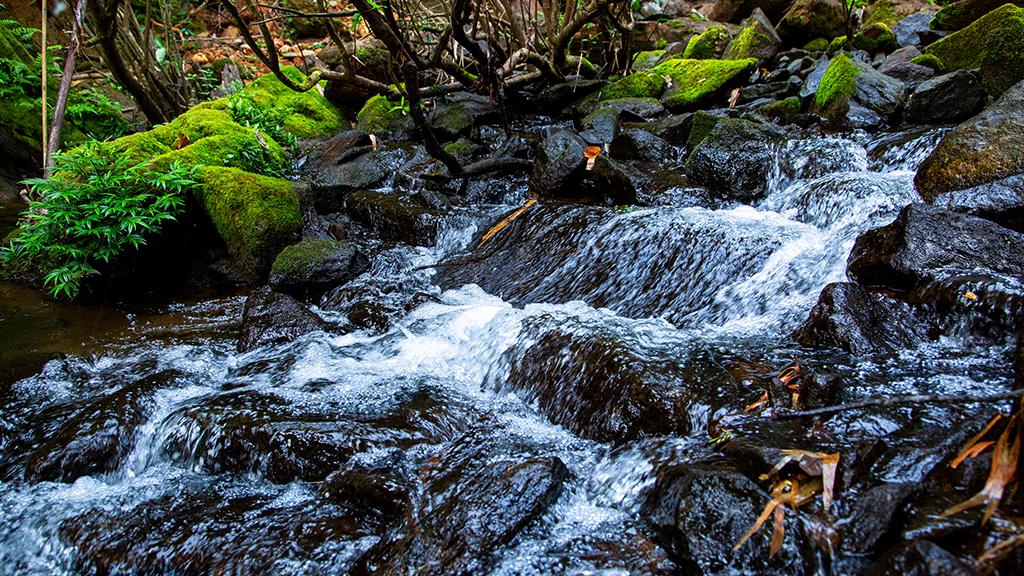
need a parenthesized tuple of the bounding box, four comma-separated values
(478, 197, 538, 247)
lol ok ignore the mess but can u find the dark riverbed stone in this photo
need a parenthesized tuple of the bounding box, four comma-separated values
(60, 483, 375, 575)
(610, 128, 678, 163)
(930, 173, 1024, 233)
(427, 92, 499, 141)
(320, 276, 441, 333)
(684, 116, 789, 202)
(345, 190, 444, 246)
(492, 314, 739, 442)
(880, 61, 936, 89)
(318, 453, 414, 524)
(916, 78, 1024, 199)
(847, 204, 1024, 292)
(238, 287, 328, 352)
(642, 459, 814, 574)
(352, 430, 570, 575)
(815, 55, 907, 130)
(795, 282, 929, 354)
(269, 238, 370, 300)
(866, 540, 979, 576)
(24, 370, 176, 483)
(530, 129, 639, 204)
(904, 70, 986, 125)
(842, 483, 919, 553)
(893, 12, 936, 47)
(777, 0, 847, 46)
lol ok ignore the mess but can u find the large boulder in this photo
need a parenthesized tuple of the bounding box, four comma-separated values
(777, 0, 848, 45)
(904, 70, 987, 124)
(656, 58, 758, 111)
(923, 3, 1024, 94)
(795, 282, 928, 354)
(238, 287, 328, 352)
(915, 78, 1024, 199)
(344, 190, 444, 246)
(812, 54, 907, 129)
(269, 238, 370, 300)
(930, 0, 1024, 31)
(530, 129, 639, 204)
(847, 204, 1024, 291)
(930, 173, 1024, 232)
(684, 115, 789, 202)
(724, 8, 783, 63)
(709, 0, 794, 23)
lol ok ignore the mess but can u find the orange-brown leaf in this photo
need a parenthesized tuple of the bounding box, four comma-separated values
(950, 414, 1004, 469)
(943, 414, 1021, 524)
(584, 145, 602, 159)
(478, 198, 538, 247)
(769, 504, 786, 557)
(821, 452, 839, 510)
(733, 499, 781, 552)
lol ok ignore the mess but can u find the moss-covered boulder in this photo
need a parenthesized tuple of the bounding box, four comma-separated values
(755, 96, 803, 122)
(681, 27, 730, 59)
(813, 53, 907, 128)
(651, 58, 758, 112)
(356, 94, 415, 140)
(924, 4, 1024, 71)
(778, 0, 848, 45)
(911, 53, 944, 70)
(599, 72, 668, 101)
(865, 0, 936, 28)
(803, 38, 830, 51)
(915, 78, 1024, 199)
(269, 238, 370, 299)
(980, 9, 1024, 95)
(198, 167, 302, 280)
(724, 8, 782, 62)
(931, 0, 1024, 31)
(427, 92, 498, 140)
(827, 36, 848, 53)
(853, 23, 898, 53)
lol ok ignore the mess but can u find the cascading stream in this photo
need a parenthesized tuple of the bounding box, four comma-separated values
(0, 127, 1013, 575)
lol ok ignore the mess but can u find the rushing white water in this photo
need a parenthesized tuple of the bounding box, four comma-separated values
(0, 127, 1015, 575)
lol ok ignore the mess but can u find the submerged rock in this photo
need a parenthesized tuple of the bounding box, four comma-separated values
(916, 78, 1024, 199)
(847, 204, 1024, 292)
(866, 540, 978, 576)
(345, 190, 444, 246)
(238, 287, 327, 352)
(795, 282, 929, 354)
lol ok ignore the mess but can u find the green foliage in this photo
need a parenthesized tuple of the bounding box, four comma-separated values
(227, 89, 299, 154)
(2, 144, 198, 298)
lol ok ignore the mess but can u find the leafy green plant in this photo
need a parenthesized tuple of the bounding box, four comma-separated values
(227, 90, 299, 153)
(1, 143, 198, 299)
(388, 95, 410, 116)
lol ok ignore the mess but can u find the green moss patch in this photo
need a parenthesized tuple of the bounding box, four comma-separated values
(632, 50, 667, 70)
(924, 4, 1024, 71)
(271, 238, 338, 280)
(853, 23, 897, 53)
(356, 94, 415, 139)
(814, 54, 862, 114)
(724, 24, 774, 61)
(682, 26, 729, 59)
(599, 71, 668, 101)
(198, 167, 301, 280)
(803, 37, 830, 52)
(757, 96, 803, 121)
(828, 36, 848, 53)
(981, 11, 1024, 95)
(652, 58, 758, 112)
(911, 53, 945, 71)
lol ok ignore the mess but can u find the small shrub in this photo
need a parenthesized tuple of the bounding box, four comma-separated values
(2, 143, 198, 299)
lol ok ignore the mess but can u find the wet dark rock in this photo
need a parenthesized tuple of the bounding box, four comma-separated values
(799, 55, 831, 99)
(643, 459, 814, 574)
(24, 371, 174, 482)
(610, 128, 678, 163)
(842, 483, 918, 553)
(638, 112, 696, 145)
(320, 276, 441, 333)
(741, 80, 796, 102)
(684, 116, 789, 202)
(238, 287, 328, 352)
(533, 79, 605, 113)
(579, 106, 621, 143)
(318, 453, 414, 523)
(795, 282, 929, 354)
(906, 270, 1024, 333)
(848, 204, 1024, 292)
(60, 483, 374, 575)
(530, 129, 639, 204)
(301, 145, 394, 212)
(916, 79, 1024, 200)
(905, 70, 986, 125)
(594, 97, 666, 120)
(163, 386, 467, 483)
(493, 315, 739, 441)
(931, 173, 1024, 233)
(269, 238, 370, 300)
(866, 540, 979, 576)
(880, 61, 936, 88)
(893, 12, 936, 47)
(345, 190, 444, 246)
(531, 527, 676, 574)
(353, 430, 569, 575)
(881, 45, 923, 71)
(834, 58, 908, 129)
(427, 92, 499, 140)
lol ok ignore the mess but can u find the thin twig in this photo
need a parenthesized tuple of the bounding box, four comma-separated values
(772, 390, 1024, 420)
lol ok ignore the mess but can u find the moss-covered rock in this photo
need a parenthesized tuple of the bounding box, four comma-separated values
(924, 4, 1024, 71)
(269, 238, 369, 299)
(0, 19, 33, 65)
(632, 50, 667, 70)
(828, 36, 848, 53)
(814, 54, 862, 114)
(980, 9, 1024, 95)
(803, 37, 830, 51)
(147, 108, 287, 174)
(198, 167, 302, 280)
(652, 58, 758, 111)
(864, 0, 902, 27)
(756, 96, 803, 121)
(911, 53, 945, 70)
(853, 23, 897, 53)
(778, 0, 848, 45)
(599, 72, 668, 101)
(106, 132, 173, 165)
(356, 94, 415, 140)
(443, 138, 480, 163)
(239, 66, 343, 139)
(931, 0, 1024, 31)
(682, 27, 730, 59)
(724, 9, 782, 62)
